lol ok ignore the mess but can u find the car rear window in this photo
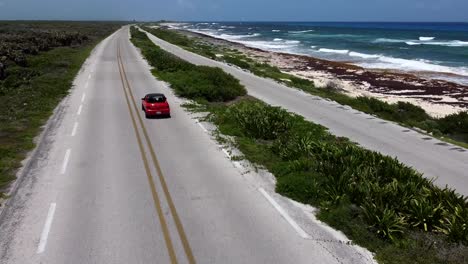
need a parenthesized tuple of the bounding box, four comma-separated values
(147, 96, 166, 103)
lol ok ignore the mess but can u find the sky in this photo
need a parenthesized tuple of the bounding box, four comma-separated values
(0, 0, 467, 22)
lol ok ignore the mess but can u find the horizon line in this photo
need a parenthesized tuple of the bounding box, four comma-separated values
(0, 19, 467, 23)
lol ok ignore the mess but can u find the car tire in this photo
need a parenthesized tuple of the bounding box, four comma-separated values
(141, 105, 144, 111)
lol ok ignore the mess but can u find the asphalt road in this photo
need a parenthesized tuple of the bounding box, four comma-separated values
(142, 28, 468, 196)
(0, 27, 374, 264)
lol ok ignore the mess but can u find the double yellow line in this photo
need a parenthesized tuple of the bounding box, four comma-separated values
(117, 42, 195, 264)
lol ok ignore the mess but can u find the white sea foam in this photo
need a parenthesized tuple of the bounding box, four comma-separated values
(310, 46, 317, 49)
(376, 38, 468, 47)
(358, 56, 468, 77)
(285, 40, 301, 44)
(348, 51, 380, 59)
(419, 36, 435, 41)
(318, 48, 349, 54)
(405, 41, 421, 46)
(219, 33, 260, 40)
(423, 40, 468, 47)
(272, 30, 281, 32)
(274, 38, 283, 41)
(238, 40, 299, 50)
(374, 38, 407, 43)
(289, 30, 315, 33)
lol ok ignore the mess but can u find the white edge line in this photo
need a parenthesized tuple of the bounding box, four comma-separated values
(258, 187, 311, 239)
(77, 105, 83, 115)
(71, 122, 78, 137)
(197, 122, 208, 132)
(37, 203, 57, 254)
(61, 149, 71, 175)
(222, 149, 231, 159)
(81, 93, 86, 103)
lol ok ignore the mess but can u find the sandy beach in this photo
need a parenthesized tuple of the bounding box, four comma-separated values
(173, 27, 468, 117)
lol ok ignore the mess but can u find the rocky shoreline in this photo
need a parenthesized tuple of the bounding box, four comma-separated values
(178, 28, 468, 117)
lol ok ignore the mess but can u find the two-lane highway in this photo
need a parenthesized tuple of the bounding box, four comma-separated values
(142, 28, 468, 196)
(0, 27, 374, 264)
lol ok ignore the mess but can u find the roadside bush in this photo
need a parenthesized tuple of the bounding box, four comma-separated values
(145, 26, 193, 47)
(131, 27, 246, 102)
(227, 101, 292, 140)
(161, 66, 245, 102)
(437, 111, 468, 141)
(223, 55, 251, 69)
(396, 101, 431, 122)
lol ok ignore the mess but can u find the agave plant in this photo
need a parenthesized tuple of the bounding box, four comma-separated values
(272, 132, 317, 160)
(361, 201, 407, 241)
(438, 204, 468, 244)
(407, 198, 445, 232)
(230, 102, 292, 140)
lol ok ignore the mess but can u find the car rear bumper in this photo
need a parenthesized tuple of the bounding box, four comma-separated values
(145, 109, 170, 116)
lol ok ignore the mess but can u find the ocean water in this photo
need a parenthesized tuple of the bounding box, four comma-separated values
(172, 22, 468, 84)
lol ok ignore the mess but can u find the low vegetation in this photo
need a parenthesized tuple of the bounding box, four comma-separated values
(133, 26, 468, 263)
(130, 27, 246, 102)
(0, 21, 122, 200)
(144, 25, 468, 146)
(202, 100, 468, 263)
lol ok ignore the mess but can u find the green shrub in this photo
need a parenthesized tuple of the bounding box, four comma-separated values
(131, 27, 246, 102)
(362, 201, 406, 241)
(436, 111, 468, 141)
(160, 66, 245, 102)
(144, 26, 193, 47)
(223, 55, 251, 69)
(228, 101, 292, 140)
(396, 101, 431, 122)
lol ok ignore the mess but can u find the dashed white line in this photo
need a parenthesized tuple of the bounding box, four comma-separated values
(81, 93, 86, 103)
(222, 149, 231, 159)
(84, 80, 89, 89)
(61, 149, 71, 175)
(197, 122, 208, 132)
(258, 187, 311, 239)
(77, 105, 83, 115)
(37, 203, 57, 254)
(71, 122, 79, 137)
(88, 74, 91, 80)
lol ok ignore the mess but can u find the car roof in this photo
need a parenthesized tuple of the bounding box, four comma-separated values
(146, 93, 165, 97)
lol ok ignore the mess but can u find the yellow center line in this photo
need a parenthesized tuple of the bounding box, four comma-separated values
(117, 43, 178, 264)
(119, 38, 196, 264)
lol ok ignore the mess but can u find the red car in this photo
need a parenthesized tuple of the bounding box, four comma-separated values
(141, 93, 171, 118)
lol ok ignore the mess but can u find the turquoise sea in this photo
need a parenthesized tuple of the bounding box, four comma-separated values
(174, 22, 468, 84)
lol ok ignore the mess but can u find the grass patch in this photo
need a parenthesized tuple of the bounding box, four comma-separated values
(143, 25, 468, 147)
(131, 27, 246, 102)
(0, 22, 122, 200)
